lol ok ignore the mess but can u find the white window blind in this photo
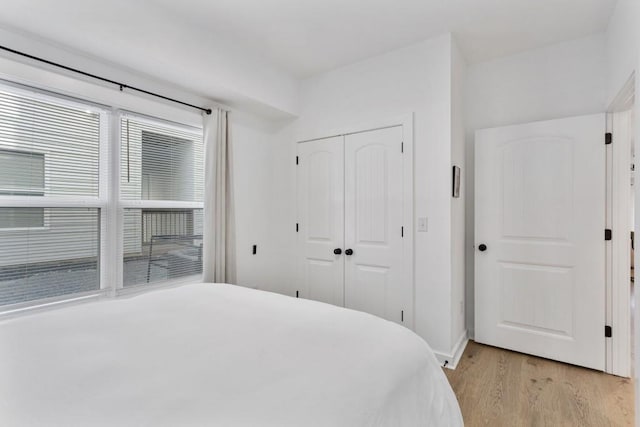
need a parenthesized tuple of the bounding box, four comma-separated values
(0, 89, 100, 197)
(0, 86, 105, 307)
(120, 115, 204, 287)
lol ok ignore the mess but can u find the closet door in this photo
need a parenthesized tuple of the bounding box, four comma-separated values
(296, 137, 345, 305)
(344, 126, 407, 324)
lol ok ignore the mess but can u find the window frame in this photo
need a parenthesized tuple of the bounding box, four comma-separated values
(0, 82, 110, 310)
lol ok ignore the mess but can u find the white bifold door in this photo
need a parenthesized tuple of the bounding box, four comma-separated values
(296, 126, 411, 326)
(475, 114, 605, 370)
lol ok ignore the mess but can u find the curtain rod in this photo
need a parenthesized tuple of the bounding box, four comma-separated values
(0, 45, 212, 115)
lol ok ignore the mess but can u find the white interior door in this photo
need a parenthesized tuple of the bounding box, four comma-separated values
(296, 136, 344, 305)
(344, 126, 409, 325)
(475, 114, 605, 370)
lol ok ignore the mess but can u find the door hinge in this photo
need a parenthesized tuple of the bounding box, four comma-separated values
(605, 229, 612, 241)
(401, 310, 404, 322)
(296, 223, 299, 233)
(605, 132, 612, 145)
(296, 156, 299, 165)
(401, 142, 404, 153)
(401, 226, 404, 237)
(296, 290, 299, 298)
(605, 325, 612, 337)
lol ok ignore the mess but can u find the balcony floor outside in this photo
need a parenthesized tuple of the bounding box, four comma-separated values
(0, 255, 201, 307)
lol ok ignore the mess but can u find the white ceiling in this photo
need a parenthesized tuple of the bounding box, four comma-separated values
(1, 0, 617, 78)
(0, 0, 618, 115)
(151, 0, 618, 76)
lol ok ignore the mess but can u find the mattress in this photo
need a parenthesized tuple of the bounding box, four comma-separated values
(0, 283, 463, 426)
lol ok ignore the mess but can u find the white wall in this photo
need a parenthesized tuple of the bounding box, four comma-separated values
(636, 48, 640, 427)
(450, 40, 467, 350)
(0, 23, 298, 120)
(464, 34, 607, 336)
(277, 34, 463, 358)
(605, 0, 639, 106)
(232, 112, 288, 290)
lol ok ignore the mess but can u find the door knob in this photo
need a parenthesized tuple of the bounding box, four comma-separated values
(333, 248, 342, 255)
(345, 249, 354, 256)
(478, 244, 487, 252)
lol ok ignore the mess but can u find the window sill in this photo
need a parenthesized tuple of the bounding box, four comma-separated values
(115, 275, 203, 298)
(0, 276, 204, 321)
(0, 289, 106, 320)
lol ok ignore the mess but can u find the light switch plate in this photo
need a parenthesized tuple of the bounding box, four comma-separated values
(418, 217, 428, 232)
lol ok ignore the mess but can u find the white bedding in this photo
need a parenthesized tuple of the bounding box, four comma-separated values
(0, 283, 462, 426)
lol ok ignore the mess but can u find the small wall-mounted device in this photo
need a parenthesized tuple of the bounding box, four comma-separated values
(418, 217, 428, 232)
(452, 165, 461, 198)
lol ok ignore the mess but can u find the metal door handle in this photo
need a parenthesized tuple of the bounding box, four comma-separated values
(333, 248, 342, 255)
(345, 249, 354, 256)
(478, 244, 487, 252)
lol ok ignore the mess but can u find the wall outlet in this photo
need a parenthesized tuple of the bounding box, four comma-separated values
(417, 217, 428, 232)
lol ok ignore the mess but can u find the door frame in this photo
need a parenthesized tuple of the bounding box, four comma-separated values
(606, 72, 635, 377)
(295, 113, 415, 328)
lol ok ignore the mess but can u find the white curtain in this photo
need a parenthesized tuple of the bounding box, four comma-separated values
(203, 109, 236, 283)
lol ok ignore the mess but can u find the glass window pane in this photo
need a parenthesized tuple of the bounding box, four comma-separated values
(0, 208, 100, 306)
(123, 208, 203, 287)
(0, 207, 44, 229)
(0, 89, 101, 198)
(0, 150, 44, 195)
(120, 117, 203, 202)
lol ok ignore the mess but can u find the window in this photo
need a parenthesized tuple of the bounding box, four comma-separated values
(121, 115, 204, 287)
(0, 82, 204, 309)
(141, 131, 195, 201)
(0, 86, 104, 307)
(0, 208, 44, 229)
(0, 150, 45, 228)
(0, 208, 100, 306)
(0, 149, 45, 196)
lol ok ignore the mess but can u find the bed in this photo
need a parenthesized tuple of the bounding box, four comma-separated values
(0, 283, 463, 426)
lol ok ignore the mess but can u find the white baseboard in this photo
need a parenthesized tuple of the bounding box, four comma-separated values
(433, 330, 468, 370)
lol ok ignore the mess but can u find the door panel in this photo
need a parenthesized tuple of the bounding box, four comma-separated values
(296, 137, 344, 305)
(344, 127, 408, 325)
(475, 114, 605, 370)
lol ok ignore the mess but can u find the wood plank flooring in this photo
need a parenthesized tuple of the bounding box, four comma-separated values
(444, 341, 634, 426)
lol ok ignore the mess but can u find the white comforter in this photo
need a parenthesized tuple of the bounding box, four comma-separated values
(0, 283, 462, 426)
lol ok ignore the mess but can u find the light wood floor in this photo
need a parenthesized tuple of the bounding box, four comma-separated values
(444, 341, 634, 426)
